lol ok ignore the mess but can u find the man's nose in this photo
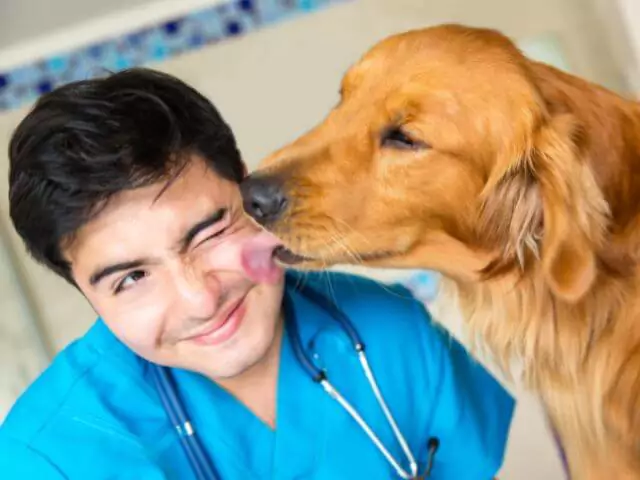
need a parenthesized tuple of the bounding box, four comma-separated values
(240, 174, 288, 226)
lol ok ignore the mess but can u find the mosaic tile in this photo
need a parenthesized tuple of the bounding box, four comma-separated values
(0, 0, 350, 112)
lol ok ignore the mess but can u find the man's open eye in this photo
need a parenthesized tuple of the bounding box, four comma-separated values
(380, 127, 429, 150)
(114, 270, 147, 294)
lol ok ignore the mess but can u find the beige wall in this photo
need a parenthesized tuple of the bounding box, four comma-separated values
(0, 0, 636, 476)
(0, 222, 51, 416)
(0, 0, 152, 50)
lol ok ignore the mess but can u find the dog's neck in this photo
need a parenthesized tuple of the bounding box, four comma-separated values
(433, 228, 622, 389)
(440, 261, 622, 390)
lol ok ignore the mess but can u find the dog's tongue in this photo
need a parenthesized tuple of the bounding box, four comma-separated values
(241, 231, 284, 284)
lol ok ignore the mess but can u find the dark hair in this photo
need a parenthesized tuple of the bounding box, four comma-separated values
(8, 68, 245, 283)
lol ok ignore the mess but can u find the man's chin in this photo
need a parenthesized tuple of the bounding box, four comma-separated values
(181, 350, 266, 382)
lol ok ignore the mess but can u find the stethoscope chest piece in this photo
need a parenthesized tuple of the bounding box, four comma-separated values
(307, 326, 355, 373)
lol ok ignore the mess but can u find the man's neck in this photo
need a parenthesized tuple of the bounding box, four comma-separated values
(214, 319, 284, 429)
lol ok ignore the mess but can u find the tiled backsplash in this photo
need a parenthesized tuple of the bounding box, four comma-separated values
(0, 0, 350, 112)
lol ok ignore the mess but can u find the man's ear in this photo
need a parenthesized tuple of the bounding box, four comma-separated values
(480, 114, 608, 302)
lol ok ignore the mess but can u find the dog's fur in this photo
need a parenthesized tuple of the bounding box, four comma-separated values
(245, 25, 640, 478)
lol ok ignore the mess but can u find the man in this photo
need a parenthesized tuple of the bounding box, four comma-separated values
(0, 68, 514, 479)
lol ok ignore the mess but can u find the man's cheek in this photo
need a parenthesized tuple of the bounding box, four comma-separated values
(120, 328, 165, 362)
(106, 313, 164, 355)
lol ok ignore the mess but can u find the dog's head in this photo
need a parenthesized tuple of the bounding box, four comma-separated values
(241, 24, 611, 302)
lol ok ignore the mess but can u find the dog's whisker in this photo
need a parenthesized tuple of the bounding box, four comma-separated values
(328, 231, 364, 266)
(327, 215, 375, 251)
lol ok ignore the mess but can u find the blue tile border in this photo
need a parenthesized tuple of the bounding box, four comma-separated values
(0, 0, 351, 112)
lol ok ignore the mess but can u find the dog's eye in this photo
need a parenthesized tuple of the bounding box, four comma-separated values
(381, 127, 427, 150)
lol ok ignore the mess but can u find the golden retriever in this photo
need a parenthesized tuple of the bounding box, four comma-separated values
(240, 24, 640, 479)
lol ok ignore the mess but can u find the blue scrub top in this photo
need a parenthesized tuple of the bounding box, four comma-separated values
(0, 271, 515, 479)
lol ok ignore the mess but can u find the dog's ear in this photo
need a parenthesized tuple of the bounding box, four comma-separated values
(480, 114, 608, 302)
(477, 155, 542, 276)
(535, 115, 609, 301)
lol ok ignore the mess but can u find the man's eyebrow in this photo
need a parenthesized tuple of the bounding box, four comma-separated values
(179, 207, 227, 251)
(89, 259, 148, 287)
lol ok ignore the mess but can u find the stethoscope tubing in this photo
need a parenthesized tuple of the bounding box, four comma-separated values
(150, 364, 220, 480)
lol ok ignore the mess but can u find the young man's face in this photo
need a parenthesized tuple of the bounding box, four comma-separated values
(65, 157, 286, 380)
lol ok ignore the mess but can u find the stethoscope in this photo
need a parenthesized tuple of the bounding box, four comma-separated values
(149, 274, 440, 480)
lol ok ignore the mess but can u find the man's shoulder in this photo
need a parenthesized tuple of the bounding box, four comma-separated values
(0, 321, 175, 478)
(1, 320, 144, 445)
(287, 269, 438, 337)
(290, 268, 416, 303)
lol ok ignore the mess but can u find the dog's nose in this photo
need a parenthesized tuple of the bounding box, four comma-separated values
(240, 174, 288, 226)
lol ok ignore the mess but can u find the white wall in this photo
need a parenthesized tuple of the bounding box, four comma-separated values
(0, 0, 152, 50)
(616, 0, 640, 94)
(0, 223, 51, 416)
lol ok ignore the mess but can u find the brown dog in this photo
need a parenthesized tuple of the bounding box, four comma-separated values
(240, 24, 640, 478)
